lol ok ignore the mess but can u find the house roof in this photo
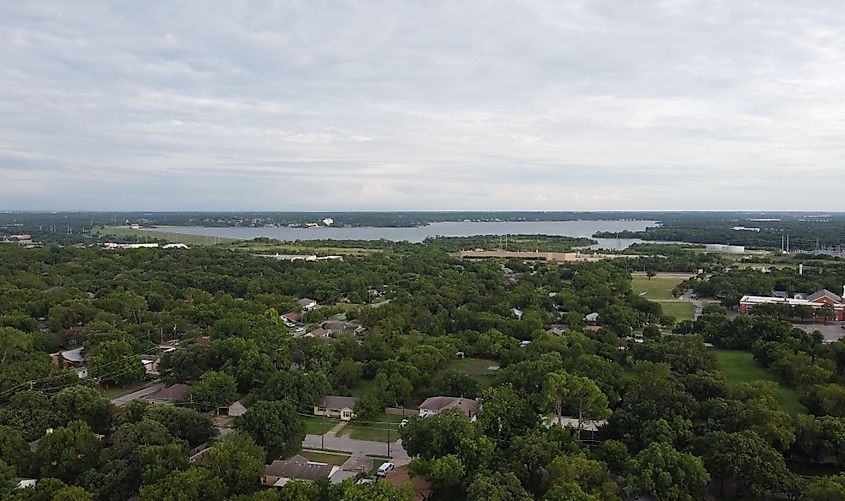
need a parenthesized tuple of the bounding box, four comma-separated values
(298, 298, 317, 306)
(807, 289, 843, 303)
(282, 311, 300, 322)
(306, 328, 331, 338)
(147, 383, 190, 402)
(319, 395, 357, 410)
(60, 347, 86, 363)
(194, 336, 211, 346)
(418, 396, 480, 416)
(386, 464, 432, 501)
(265, 459, 334, 481)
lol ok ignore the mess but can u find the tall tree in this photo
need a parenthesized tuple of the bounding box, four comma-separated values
(544, 370, 610, 433)
(235, 400, 305, 460)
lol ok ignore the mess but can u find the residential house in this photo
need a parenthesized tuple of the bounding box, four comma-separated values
(304, 327, 331, 339)
(140, 355, 160, 376)
(194, 336, 211, 346)
(298, 298, 318, 311)
(262, 456, 338, 487)
(314, 396, 357, 421)
(418, 396, 480, 420)
(385, 465, 433, 501)
(14, 478, 37, 490)
(216, 400, 248, 417)
(59, 347, 86, 366)
(145, 383, 190, 404)
(543, 415, 608, 441)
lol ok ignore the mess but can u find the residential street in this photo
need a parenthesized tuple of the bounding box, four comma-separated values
(302, 433, 410, 465)
(110, 382, 165, 407)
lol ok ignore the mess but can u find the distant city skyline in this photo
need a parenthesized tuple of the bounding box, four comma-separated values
(2, 1, 844, 211)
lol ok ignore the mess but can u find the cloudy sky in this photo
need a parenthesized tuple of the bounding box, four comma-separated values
(2, 1, 844, 211)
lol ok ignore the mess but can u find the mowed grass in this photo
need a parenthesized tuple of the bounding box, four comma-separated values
(658, 301, 695, 322)
(341, 414, 406, 442)
(299, 450, 350, 465)
(631, 275, 685, 300)
(448, 357, 499, 389)
(302, 416, 338, 435)
(714, 350, 806, 415)
(96, 226, 237, 246)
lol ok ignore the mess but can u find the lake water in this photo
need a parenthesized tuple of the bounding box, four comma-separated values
(151, 220, 658, 250)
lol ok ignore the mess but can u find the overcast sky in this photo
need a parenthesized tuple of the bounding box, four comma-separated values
(2, 1, 844, 211)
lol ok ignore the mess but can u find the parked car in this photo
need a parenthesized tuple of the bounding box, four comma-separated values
(376, 462, 395, 477)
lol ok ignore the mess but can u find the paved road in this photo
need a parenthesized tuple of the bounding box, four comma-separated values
(110, 382, 165, 407)
(302, 434, 410, 465)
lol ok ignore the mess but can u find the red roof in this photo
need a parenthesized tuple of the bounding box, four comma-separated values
(195, 336, 211, 346)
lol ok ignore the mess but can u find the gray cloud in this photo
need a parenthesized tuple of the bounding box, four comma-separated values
(1, 0, 844, 210)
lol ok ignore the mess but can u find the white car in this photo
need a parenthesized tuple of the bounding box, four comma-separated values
(376, 462, 395, 477)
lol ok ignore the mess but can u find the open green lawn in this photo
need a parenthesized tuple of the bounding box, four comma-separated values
(448, 357, 499, 389)
(299, 450, 350, 465)
(98, 382, 146, 400)
(631, 275, 686, 300)
(95, 226, 237, 246)
(714, 350, 806, 415)
(340, 414, 406, 442)
(302, 416, 338, 435)
(657, 301, 695, 322)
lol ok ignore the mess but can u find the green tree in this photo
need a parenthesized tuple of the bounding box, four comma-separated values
(52, 485, 93, 501)
(51, 385, 112, 434)
(698, 430, 793, 497)
(235, 400, 305, 460)
(0, 390, 55, 441)
(545, 370, 610, 433)
(476, 384, 537, 442)
(187, 371, 237, 409)
(0, 424, 31, 475)
(88, 340, 145, 386)
(144, 405, 215, 447)
(547, 454, 618, 500)
(340, 480, 415, 501)
(353, 391, 384, 422)
(802, 475, 845, 500)
(134, 443, 189, 486)
(34, 420, 100, 482)
(627, 442, 709, 501)
(200, 431, 265, 496)
(399, 409, 473, 459)
(140, 468, 226, 501)
(467, 471, 532, 501)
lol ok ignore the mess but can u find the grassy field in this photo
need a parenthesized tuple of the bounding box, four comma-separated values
(658, 301, 695, 322)
(448, 357, 499, 389)
(631, 275, 686, 300)
(714, 350, 806, 415)
(302, 416, 338, 435)
(340, 414, 405, 442)
(95, 226, 237, 246)
(299, 449, 350, 465)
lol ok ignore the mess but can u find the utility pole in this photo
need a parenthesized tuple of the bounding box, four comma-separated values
(387, 427, 391, 456)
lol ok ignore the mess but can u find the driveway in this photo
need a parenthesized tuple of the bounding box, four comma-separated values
(302, 433, 410, 465)
(110, 382, 165, 407)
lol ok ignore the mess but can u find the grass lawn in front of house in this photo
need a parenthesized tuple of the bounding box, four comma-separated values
(340, 414, 406, 442)
(303, 415, 339, 435)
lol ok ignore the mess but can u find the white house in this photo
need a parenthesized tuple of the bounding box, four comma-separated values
(298, 298, 318, 311)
